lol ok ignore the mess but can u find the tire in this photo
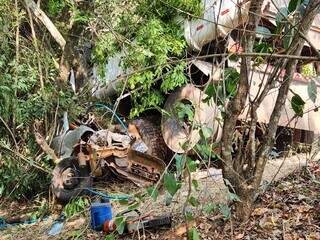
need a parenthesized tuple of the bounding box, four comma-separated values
(131, 118, 168, 162)
(51, 157, 92, 202)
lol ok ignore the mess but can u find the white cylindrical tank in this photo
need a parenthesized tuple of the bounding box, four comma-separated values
(184, 0, 251, 51)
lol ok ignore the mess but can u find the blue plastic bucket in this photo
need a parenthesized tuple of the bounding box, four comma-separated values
(90, 202, 113, 231)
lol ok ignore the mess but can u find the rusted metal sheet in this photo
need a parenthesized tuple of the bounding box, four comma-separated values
(73, 139, 166, 187)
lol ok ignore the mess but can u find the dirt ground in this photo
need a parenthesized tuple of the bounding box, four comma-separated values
(0, 153, 316, 240)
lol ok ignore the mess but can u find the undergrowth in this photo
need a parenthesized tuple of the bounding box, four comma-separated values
(92, 0, 202, 117)
(0, 0, 88, 200)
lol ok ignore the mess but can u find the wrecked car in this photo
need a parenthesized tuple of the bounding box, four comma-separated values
(51, 0, 320, 201)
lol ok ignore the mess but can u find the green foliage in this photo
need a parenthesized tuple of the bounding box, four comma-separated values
(63, 197, 90, 218)
(200, 126, 213, 140)
(93, 0, 202, 117)
(164, 172, 181, 197)
(186, 157, 198, 172)
(176, 101, 194, 123)
(47, 0, 66, 16)
(146, 186, 159, 201)
(188, 227, 200, 240)
(218, 204, 231, 220)
(288, 0, 302, 13)
(307, 79, 317, 103)
(115, 215, 126, 234)
(302, 63, 316, 77)
(204, 67, 240, 106)
(161, 63, 188, 93)
(188, 196, 199, 207)
(105, 233, 116, 240)
(291, 94, 305, 117)
(203, 203, 216, 214)
(0, 153, 50, 200)
(0, 0, 88, 199)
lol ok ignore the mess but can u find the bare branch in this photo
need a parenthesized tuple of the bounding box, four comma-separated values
(254, 0, 320, 188)
(24, 0, 66, 48)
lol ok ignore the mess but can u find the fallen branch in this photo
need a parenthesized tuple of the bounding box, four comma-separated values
(34, 131, 59, 164)
(24, 0, 66, 48)
(33, 121, 59, 163)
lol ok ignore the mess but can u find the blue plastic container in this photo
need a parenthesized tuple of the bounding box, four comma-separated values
(90, 202, 113, 231)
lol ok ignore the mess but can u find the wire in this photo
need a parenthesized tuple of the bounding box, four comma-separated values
(93, 103, 128, 132)
(85, 188, 132, 201)
(0, 216, 48, 229)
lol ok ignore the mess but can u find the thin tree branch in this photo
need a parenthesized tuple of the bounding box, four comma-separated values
(254, 0, 320, 188)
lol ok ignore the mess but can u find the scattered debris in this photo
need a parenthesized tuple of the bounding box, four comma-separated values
(51, 116, 167, 202)
(103, 212, 172, 235)
(47, 214, 65, 236)
(90, 200, 112, 231)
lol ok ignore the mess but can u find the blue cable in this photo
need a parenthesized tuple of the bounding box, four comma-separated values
(0, 216, 48, 229)
(94, 103, 128, 132)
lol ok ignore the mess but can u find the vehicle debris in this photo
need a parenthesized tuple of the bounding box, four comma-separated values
(103, 212, 172, 234)
(51, 117, 167, 202)
(90, 199, 113, 231)
(47, 214, 65, 236)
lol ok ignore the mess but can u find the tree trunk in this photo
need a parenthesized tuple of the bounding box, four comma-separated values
(234, 188, 255, 221)
(221, 0, 320, 221)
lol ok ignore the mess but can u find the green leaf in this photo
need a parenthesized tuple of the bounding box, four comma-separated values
(203, 203, 216, 214)
(288, 0, 301, 13)
(308, 79, 317, 103)
(146, 186, 159, 201)
(115, 216, 126, 234)
(164, 173, 180, 197)
(188, 196, 200, 207)
(128, 202, 140, 211)
(228, 192, 241, 202)
(186, 157, 198, 173)
(195, 143, 213, 160)
(276, 7, 289, 26)
(225, 68, 240, 97)
(204, 83, 215, 97)
(175, 154, 186, 177)
(192, 179, 199, 191)
(291, 94, 305, 117)
(188, 227, 200, 240)
(218, 204, 231, 220)
(200, 126, 213, 140)
(118, 199, 129, 205)
(283, 25, 294, 49)
(177, 102, 194, 122)
(105, 233, 116, 240)
(185, 211, 194, 221)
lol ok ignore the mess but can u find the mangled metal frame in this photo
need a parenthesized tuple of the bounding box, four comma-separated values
(51, 121, 167, 202)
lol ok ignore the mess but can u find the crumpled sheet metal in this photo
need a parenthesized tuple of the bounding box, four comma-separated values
(51, 125, 94, 160)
